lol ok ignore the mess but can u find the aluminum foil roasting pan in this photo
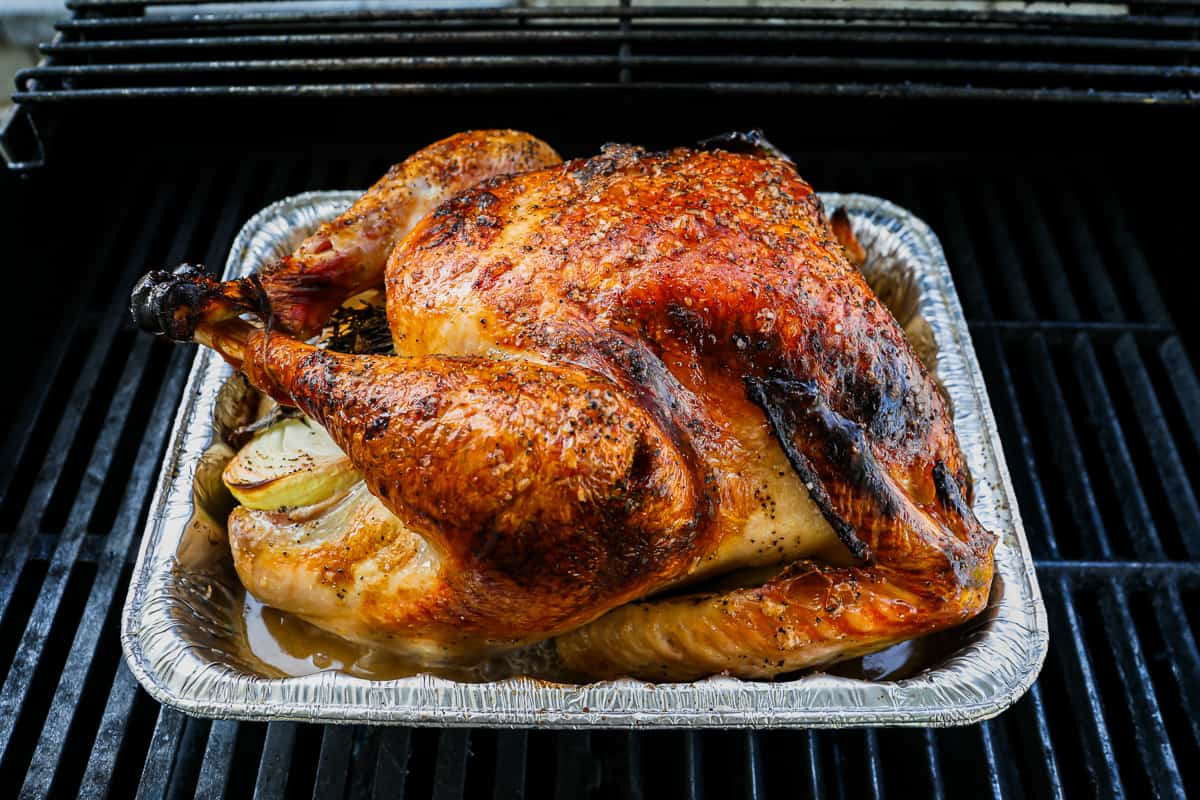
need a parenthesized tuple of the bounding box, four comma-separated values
(122, 190, 1048, 727)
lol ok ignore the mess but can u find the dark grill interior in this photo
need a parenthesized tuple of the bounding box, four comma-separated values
(2, 148, 1196, 799)
(3, 1, 1200, 798)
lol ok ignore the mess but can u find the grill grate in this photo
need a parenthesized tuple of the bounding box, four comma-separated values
(8, 5, 1199, 173)
(4, 1, 1200, 170)
(3, 140, 1200, 797)
(15, 2, 1200, 104)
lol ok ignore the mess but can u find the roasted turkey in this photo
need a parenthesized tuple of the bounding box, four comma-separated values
(131, 129, 995, 681)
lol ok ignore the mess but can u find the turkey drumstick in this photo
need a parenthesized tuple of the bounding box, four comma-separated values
(131, 129, 560, 341)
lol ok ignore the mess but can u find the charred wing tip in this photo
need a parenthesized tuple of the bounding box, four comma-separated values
(129, 263, 213, 342)
(696, 130, 793, 164)
(743, 375, 874, 562)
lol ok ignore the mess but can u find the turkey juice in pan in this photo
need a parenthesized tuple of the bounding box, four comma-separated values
(122, 134, 1047, 726)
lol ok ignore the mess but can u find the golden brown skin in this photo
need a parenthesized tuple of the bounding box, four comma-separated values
(138, 136, 995, 679)
(380, 143, 994, 678)
(233, 329, 700, 650)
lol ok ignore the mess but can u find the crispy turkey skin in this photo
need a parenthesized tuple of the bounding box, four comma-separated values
(132, 130, 996, 680)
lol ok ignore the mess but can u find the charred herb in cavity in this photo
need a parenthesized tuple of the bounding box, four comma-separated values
(325, 303, 395, 356)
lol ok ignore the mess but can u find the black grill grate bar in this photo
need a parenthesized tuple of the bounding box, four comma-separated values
(977, 722, 1006, 799)
(137, 706, 187, 800)
(257, 721, 300, 800)
(79, 663, 141, 798)
(57, 4, 1192, 27)
(168, 717, 216, 799)
(22, 57, 1200, 84)
(494, 731, 529, 800)
(555, 733, 598, 799)
(683, 731, 703, 800)
(1139, 583, 1200, 743)
(1113, 338, 1200, 560)
(1044, 583, 1128, 796)
(1036, 560, 1200, 578)
(1007, 182, 1084, 322)
(53, 19, 1200, 42)
(371, 728, 412, 800)
(198, 160, 264, 271)
(313, 726, 354, 800)
(621, 732, 644, 800)
(1085, 173, 1173, 324)
(1054, 184, 1129, 322)
(16, 85, 1200, 106)
(931, 177, 1126, 794)
(862, 729, 884, 800)
(16, 346, 189, 799)
(38, 30, 1200, 55)
(61, 0, 1200, 18)
(1073, 341, 1172, 560)
(974, 182, 1041, 320)
(433, 730, 471, 800)
(921, 729, 946, 800)
(27, 532, 101, 563)
(47, 20, 1198, 47)
(743, 730, 763, 799)
(195, 720, 238, 799)
(1024, 684, 1067, 799)
(1101, 592, 1187, 798)
(1161, 338, 1200, 457)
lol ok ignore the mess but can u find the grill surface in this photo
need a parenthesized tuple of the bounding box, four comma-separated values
(2, 2, 1200, 797)
(1, 144, 1197, 799)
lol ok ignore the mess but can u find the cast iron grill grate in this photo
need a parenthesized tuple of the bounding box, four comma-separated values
(0, 148, 1196, 798)
(13, 1, 1200, 104)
